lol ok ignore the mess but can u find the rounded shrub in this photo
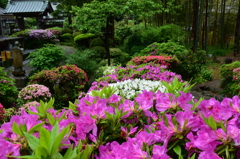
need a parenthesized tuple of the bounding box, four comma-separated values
(17, 84, 51, 106)
(65, 49, 99, 76)
(27, 44, 65, 72)
(74, 33, 96, 47)
(47, 27, 63, 38)
(91, 46, 107, 59)
(136, 41, 188, 57)
(60, 33, 73, 42)
(29, 65, 88, 109)
(124, 33, 144, 56)
(90, 38, 105, 48)
(110, 48, 131, 66)
(127, 55, 179, 69)
(62, 28, 73, 34)
(72, 31, 81, 38)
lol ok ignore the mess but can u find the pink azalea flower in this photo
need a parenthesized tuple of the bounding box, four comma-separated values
(175, 111, 202, 131)
(198, 150, 222, 159)
(0, 137, 21, 159)
(135, 90, 154, 110)
(152, 145, 170, 159)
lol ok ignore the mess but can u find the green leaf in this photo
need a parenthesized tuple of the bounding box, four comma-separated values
(173, 145, 183, 159)
(80, 144, 93, 159)
(23, 132, 40, 151)
(219, 122, 227, 133)
(63, 145, 74, 159)
(9, 156, 38, 159)
(51, 125, 70, 155)
(20, 124, 27, 133)
(50, 122, 59, 149)
(28, 122, 44, 134)
(58, 111, 66, 122)
(162, 114, 169, 127)
(208, 115, 217, 130)
(39, 127, 51, 153)
(189, 153, 196, 159)
(35, 146, 48, 158)
(12, 122, 23, 136)
(47, 113, 55, 125)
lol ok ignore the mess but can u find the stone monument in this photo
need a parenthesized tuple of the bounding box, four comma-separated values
(12, 41, 27, 90)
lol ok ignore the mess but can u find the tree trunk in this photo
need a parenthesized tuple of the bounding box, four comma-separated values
(105, 16, 114, 66)
(220, 0, 226, 48)
(234, 3, 240, 56)
(212, 0, 219, 45)
(67, 12, 72, 26)
(198, 0, 203, 48)
(203, 0, 213, 52)
(202, 0, 208, 51)
(192, 0, 199, 52)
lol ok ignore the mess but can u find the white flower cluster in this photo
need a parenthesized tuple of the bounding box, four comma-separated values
(97, 65, 118, 76)
(108, 79, 166, 100)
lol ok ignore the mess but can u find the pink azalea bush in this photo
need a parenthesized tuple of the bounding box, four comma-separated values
(89, 63, 183, 92)
(127, 55, 179, 69)
(29, 29, 57, 41)
(17, 84, 51, 106)
(1, 90, 240, 158)
(0, 103, 5, 123)
(16, 101, 40, 116)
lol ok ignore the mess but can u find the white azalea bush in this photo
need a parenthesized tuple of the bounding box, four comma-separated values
(90, 79, 166, 100)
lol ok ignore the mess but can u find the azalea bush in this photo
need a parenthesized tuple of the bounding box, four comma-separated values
(17, 84, 51, 106)
(29, 65, 88, 109)
(10, 29, 59, 49)
(1, 89, 240, 158)
(90, 79, 166, 100)
(89, 63, 183, 92)
(223, 67, 240, 96)
(0, 103, 4, 124)
(136, 41, 188, 57)
(220, 62, 240, 96)
(127, 55, 179, 68)
(220, 61, 240, 80)
(16, 101, 40, 116)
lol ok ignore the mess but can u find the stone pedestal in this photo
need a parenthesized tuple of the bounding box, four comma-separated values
(14, 76, 28, 91)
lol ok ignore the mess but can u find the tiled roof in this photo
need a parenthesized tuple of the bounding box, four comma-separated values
(4, 1, 50, 13)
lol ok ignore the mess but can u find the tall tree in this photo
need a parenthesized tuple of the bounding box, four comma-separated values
(49, 0, 92, 26)
(72, 0, 162, 65)
(234, 1, 240, 56)
(0, 0, 7, 8)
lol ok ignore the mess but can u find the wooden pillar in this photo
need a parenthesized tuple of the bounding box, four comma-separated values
(0, 17, 3, 36)
(16, 16, 25, 30)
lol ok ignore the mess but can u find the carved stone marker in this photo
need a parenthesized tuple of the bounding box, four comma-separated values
(11, 41, 27, 90)
(12, 41, 25, 77)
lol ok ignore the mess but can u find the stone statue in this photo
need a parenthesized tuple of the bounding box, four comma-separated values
(12, 41, 25, 77)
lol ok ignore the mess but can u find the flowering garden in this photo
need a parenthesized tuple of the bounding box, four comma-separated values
(0, 25, 240, 158)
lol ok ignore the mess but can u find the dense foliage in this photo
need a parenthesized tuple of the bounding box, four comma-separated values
(27, 44, 65, 72)
(0, 67, 18, 108)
